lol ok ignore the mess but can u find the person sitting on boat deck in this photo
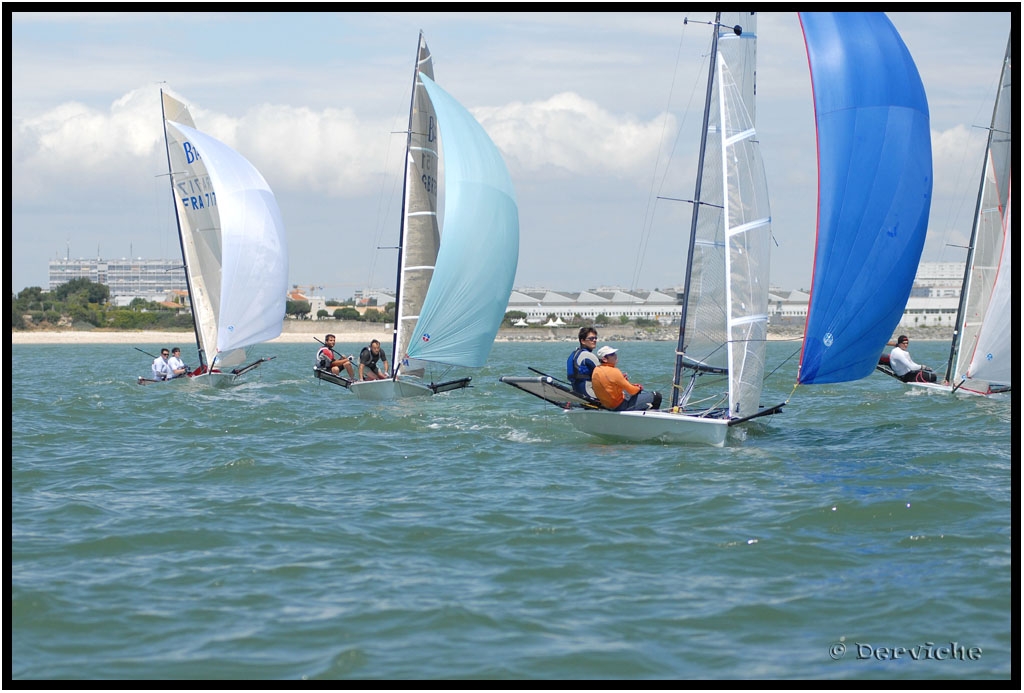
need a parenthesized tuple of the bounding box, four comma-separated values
(887, 335, 937, 383)
(591, 346, 662, 411)
(316, 334, 356, 379)
(151, 348, 176, 381)
(167, 347, 188, 378)
(567, 326, 601, 398)
(359, 339, 390, 381)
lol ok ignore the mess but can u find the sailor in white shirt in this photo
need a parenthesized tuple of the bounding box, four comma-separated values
(167, 347, 188, 377)
(151, 349, 176, 381)
(888, 336, 936, 383)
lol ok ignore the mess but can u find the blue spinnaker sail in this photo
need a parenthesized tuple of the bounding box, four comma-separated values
(797, 12, 932, 384)
(406, 74, 519, 367)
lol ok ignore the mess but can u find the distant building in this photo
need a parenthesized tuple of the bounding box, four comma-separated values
(48, 257, 186, 306)
(508, 287, 681, 325)
(42, 256, 965, 331)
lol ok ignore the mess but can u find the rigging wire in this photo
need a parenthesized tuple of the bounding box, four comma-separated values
(629, 19, 707, 291)
(366, 114, 405, 291)
(932, 66, 1001, 264)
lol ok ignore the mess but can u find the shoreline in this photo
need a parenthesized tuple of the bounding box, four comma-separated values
(9, 325, 950, 345)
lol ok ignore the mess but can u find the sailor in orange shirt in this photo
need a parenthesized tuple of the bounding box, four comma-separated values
(591, 346, 661, 411)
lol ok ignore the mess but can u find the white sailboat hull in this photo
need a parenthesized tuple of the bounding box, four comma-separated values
(349, 377, 435, 401)
(901, 380, 1009, 397)
(566, 409, 730, 447)
(190, 371, 244, 388)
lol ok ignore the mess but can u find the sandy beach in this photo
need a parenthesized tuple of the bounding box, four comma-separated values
(9, 321, 946, 345)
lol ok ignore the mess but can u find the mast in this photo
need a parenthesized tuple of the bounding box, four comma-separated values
(160, 89, 205, 368)
(671, 14, 723, 409)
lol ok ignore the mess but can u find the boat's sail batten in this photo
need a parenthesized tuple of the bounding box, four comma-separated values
(797, 12, 932, 385)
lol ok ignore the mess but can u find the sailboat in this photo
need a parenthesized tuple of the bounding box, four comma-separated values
(343, 32, 519, 401)
(139, 90, 289, 386)
(500, 12, 933, 447)
(876, 36, 1012, 397)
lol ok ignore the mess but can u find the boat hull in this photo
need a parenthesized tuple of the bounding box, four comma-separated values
(566, 409, 730, 447)
(136, 375, 190, 386)
(349, 377, 436, 401)
(875, 364, 1009, 397)
(313, 368, 353, 389)
(901, 380, 1009, 397)
(191, 371, 242, 388)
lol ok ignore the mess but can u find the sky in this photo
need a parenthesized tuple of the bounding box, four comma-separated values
(9, 10, 1015, 299)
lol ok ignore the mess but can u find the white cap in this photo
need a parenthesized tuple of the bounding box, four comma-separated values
(596, 345, 618, 359)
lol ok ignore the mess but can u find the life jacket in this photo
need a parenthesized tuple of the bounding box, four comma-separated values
(361, 346, 383, 372)
(316, 347, 332, 369)
(567, 347, 598, 395)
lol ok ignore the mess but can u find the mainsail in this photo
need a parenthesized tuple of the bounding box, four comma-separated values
(953, 36, 1012, 391)
(675, 11, 771, 419)
(393, 34, 441, 372)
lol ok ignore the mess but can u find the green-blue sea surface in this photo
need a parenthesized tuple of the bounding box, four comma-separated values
(10, 339, 1013, 679)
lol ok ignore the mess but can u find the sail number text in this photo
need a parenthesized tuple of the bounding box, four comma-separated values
(175, 174, 217, 211)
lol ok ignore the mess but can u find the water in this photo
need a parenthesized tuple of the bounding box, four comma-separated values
(10, 339, 1013, 679)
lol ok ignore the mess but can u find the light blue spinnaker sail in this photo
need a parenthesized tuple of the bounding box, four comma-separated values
(406, 73, 520, 367)
(797, 12, 932, 385)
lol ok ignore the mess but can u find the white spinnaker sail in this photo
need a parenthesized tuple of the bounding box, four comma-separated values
(166, 121, 287, 366)
(394, 34, 440, 370)
(168, 122, 287, 358)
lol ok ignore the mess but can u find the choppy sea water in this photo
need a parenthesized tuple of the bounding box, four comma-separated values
(10, 339, 1013, 680)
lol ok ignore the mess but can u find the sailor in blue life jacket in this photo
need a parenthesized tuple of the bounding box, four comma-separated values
(567, 326, 601, 398)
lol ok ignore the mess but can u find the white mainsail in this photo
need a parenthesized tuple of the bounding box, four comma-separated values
(951, 37, 1012, 392)
(393, 33, 440, 374)
(677, 11, 771, 419)
(966, 197, 1011, 385)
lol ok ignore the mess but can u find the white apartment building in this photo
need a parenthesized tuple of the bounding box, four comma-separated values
(49, 257, 187, 306)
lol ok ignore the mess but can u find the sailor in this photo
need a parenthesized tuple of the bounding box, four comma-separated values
(567, 327, 601, 398)
(151, 349, 176, 381)
(591, 345, 662, 411)
(167, 347, 188, 377)
(316, 334, 355, 379)
(887, 335, 937, 383)
(359, 339, 390, 381)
